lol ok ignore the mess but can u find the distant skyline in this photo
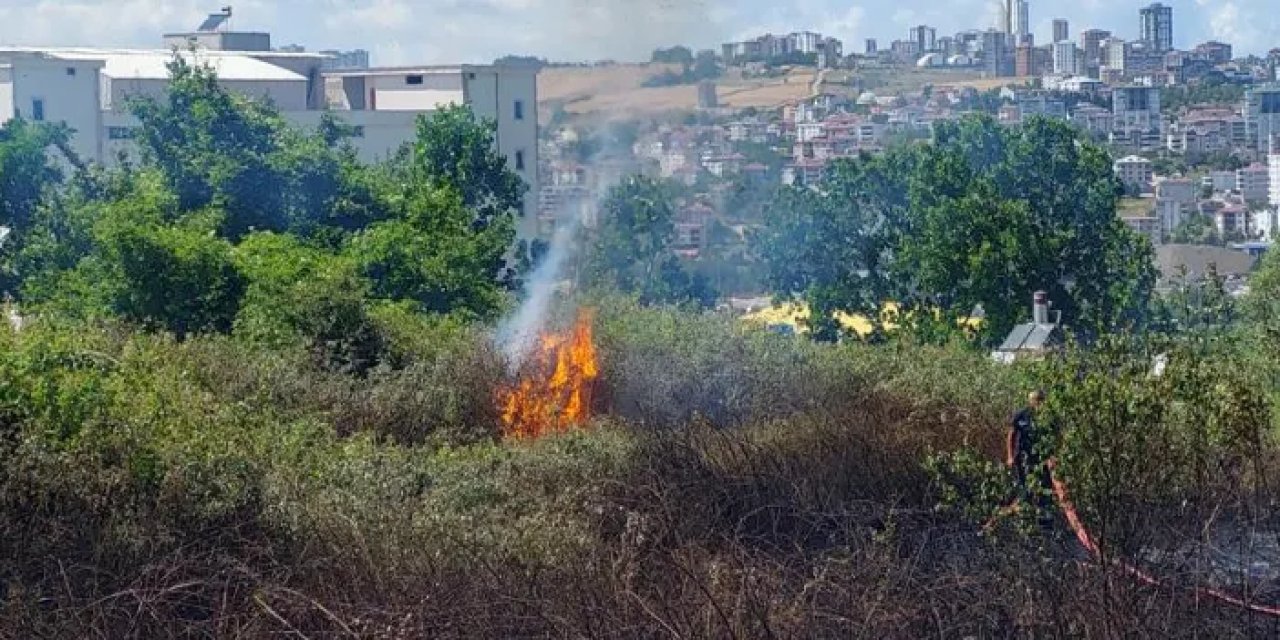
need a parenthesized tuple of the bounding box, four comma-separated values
(0, 0, 1275, 65)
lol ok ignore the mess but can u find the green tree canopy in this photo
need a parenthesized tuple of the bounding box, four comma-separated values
(586, 176, 717, 308)
(0, 119, 70, 293)
(402, 104, 527, 227)
(129, 57, 386, 241)
(756, 114, 1156, 343)
(14, 56, 521, 350)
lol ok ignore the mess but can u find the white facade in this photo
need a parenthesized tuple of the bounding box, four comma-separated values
(1253, 208, 1278, 241)
(1114, 155, 1153, 193)
(1052, 42, 1079, 76)
(1012, 0, 1030, 42)
(1155, 178, 1195, 239)
(0, 47, 540, 239)
(1269, 152, 1280, 208)
(792, 31, 822, 54)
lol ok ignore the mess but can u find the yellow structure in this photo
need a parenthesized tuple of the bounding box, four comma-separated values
(742, 301, 981, 338)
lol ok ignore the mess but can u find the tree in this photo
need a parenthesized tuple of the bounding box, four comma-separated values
(0, 119, 70, 293)
(756, 150, 915, 341)
(1171, 213, 1221, 245)
(651, 46, 694, 66)
(404, 104, 527, 228)
(17, 57, 518, 344)
(585, 176, 716, 308)
(755, 115, 1156, 344)
(348, 185, 512, 320)
(234, 232, 383, 374)
(129, 57, 385, 241)
(93, 194, 245, 338)
(692, 50, 721, 80)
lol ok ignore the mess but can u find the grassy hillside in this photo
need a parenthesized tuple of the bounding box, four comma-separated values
(538, 63, 819, 119)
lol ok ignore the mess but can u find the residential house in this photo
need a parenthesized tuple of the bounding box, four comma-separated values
(1237, 163, 1271, 203)
(1114, 155, 1154, 194)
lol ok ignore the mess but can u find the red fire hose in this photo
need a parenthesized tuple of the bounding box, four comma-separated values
(1046, 459, 1280, 617)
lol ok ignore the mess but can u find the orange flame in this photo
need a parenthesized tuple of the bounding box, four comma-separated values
(499, 309, 599, 439)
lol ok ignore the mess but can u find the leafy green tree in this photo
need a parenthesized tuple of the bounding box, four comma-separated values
(0, 119, 65, 234)
(404, 104, 527, 227)
(910, 116, 1155, 340)
(0, 119, 70, 292)
(348, 185, 511, 320)
(692, 50, 721, 80)
(756, 150, 916, 341)
(93, 196, 245, 338)
(756, 115, 1156, 343)
(129, 57, 384, 241)
(1170, 213, 1221, 245)
(234, 232, 383, 373)
(586, 176, 717, 308)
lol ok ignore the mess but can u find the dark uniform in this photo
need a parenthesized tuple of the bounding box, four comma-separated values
(1010, 407, 1052, 508)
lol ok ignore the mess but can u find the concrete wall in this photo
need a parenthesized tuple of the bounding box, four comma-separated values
(105, 77, 308, 112)
(0, 66, 13, 123)
(464, 65, 539, 238)
(249, 54, 326, 108)
(8, 56, 103, 162)
(287, 109, 420, 163)
(366, 72, 464, 111)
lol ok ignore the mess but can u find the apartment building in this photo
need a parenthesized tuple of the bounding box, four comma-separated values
(1236, 163, 1271, 203)
(1245, 85, 1280, 151)
(1155, 178, 1196, 239)
(1270, 150, 1280, 208)
(1114, 155, 1154, 194)
(0, 18, 540, 238)
(1112, 86, 1163, 142)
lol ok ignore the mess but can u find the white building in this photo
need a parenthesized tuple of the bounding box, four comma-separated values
(1052, 42, 1080, 76)
(1154, 178, 1195, 239)
(1114, 155, 1153, 194)
(0, 27, 540, 238)
(1253, 208, 1278, 241)
(1012, 0, 1031, 43)
(1270, 151, 1280, 208)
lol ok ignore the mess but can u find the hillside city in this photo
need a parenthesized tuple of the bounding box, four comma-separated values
(537, 2, 1280, 302)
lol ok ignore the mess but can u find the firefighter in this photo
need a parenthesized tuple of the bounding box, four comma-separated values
(1006, 389, 1054, 524)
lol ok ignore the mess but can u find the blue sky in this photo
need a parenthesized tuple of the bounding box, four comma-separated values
(0, 0, 1275, 65)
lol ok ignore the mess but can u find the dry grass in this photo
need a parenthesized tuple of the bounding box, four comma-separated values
(538, 64, 817, 118)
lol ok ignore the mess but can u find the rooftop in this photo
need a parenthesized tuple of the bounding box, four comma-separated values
(0, 47, 315, 82)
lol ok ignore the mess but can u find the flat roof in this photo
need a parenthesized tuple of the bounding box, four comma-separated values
(0, 45, 327, 60)
(323, 63, 537, 79)
(0, 48, 307, 82)
(324, 65, 465, 78)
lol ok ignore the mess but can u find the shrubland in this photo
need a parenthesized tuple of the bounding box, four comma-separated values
(1, 57, 1279, 638)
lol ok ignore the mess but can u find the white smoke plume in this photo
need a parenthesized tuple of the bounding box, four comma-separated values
(495, 213, 583, 371)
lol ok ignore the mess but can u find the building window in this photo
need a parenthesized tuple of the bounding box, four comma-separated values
(107, 126, 135, 140)
(406, 74, 424, 85)
(515, 150, 525, 171)
(65, 67, 76, 76)
(31, 99, 44, 121)
(514, 100, 524, 120)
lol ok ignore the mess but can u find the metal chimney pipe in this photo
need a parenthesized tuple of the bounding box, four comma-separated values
(1033, 291, 1049, 324)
